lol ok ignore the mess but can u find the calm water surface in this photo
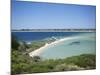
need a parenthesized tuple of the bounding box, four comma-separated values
(12, 32, 96, 59)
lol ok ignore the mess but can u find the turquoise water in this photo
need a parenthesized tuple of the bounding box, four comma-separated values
(40, 33, 96, 59)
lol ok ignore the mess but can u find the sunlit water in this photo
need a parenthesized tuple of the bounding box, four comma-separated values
(12, 32, 96, 59)
(40, 33, 96, 59)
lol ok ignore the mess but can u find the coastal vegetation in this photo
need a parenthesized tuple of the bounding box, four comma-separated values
(11, 35, 96, 75)
(31, 41, 45, 50)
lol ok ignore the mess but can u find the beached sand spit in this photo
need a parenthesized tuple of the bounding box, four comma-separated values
(29, 37, 78, 57)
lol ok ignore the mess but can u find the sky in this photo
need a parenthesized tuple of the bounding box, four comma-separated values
(11, 0, 96, 29)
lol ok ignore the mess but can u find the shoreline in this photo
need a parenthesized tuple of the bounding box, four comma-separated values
(12, 29, 96, 32)
(29, 37, 78, 57)
(29, 43, 49, 57)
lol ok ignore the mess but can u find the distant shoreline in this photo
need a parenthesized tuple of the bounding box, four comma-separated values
(12, 29, 96, 32)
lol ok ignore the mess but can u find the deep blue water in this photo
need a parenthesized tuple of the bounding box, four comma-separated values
(12, 32, 89, 42)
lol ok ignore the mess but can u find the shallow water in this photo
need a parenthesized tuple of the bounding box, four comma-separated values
(40, 32, 96, 59)
(12, 32, 96, 59)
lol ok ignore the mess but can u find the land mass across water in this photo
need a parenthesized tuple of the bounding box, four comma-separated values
(12, 29, 96, 32)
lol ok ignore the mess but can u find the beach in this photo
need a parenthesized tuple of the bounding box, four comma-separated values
(29, 37, 77, 57)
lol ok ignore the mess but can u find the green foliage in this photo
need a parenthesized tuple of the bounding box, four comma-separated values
(11, 50, 32, 74)
(11, 35, 19, 50)
(32, 56, 41, 62)
(11, 36, 96, 74)
(18, 42, 28, 52)
(31, 41, 45, 50)
(65, 54, 96, 69)
(11, 53, 96, 74)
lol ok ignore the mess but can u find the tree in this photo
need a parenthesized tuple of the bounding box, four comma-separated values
(33, 56, 41, 62)
(11, 35, 19, 50)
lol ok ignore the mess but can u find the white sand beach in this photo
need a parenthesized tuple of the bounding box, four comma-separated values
(29, 37, 78, 57)
(29, 43, 49, 57)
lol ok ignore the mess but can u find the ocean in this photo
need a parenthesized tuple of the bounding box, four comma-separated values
(12, 32, 88, 42)
(12, 32, 96, 59)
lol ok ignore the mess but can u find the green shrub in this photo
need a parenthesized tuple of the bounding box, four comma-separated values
(11, 35, 19, 50)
